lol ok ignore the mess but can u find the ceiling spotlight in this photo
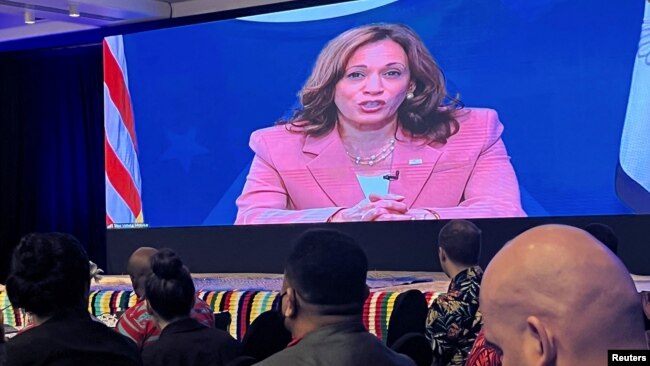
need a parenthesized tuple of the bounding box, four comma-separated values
(24, 10, 35, 24)
(69, 3, 80, 18)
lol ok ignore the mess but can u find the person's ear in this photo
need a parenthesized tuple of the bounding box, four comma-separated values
(408, 81, 416, 93)
(439, 247, 447, 262)
(525, 316, 557, 366)
(284, 287, 298, 319)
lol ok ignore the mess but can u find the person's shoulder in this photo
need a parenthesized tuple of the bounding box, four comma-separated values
(250, 124, 306, 141)
(208, 327, 242, 354)
(168, 319, 237, 345)
(467, 266, 484, 280)
(6, 325, 48, 348)
(430, 291, 450, 306)
(6, 332, 43, 363)
(118, 300, 150, 328)
(193, 296, 214, 314)
(7, 328, 60, 365)
(253, 346, 301, 366)
(87, 319, 140, 348)
(453, 107, 499, 125)
(121, 299, 147, 318)
(449, 107, 504, 143)
(191, 297, 215, 316)
(248, 124, 309, 158)
(9, 319, 139, 362)
(337, 329, 413, 364)
(355, 333, 416, 366)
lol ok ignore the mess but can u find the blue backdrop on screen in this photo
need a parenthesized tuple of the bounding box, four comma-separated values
(120, 0, 643, 228)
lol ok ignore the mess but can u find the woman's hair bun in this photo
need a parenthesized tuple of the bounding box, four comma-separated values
(151, 248, 185, 280)
(144, 248, 195, 320)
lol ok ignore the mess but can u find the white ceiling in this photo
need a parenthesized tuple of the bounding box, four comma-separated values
(0, 0, 295, 43)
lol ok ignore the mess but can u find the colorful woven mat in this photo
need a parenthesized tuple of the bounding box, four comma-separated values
(1, 289, 439, 342)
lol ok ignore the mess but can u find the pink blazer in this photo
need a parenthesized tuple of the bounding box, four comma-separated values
(235, 108, 525, 224)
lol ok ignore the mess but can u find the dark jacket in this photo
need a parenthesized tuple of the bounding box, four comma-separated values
(6, 308, 141, 366)
(142, 317, 241, 366)
(254, 320, 415, 366)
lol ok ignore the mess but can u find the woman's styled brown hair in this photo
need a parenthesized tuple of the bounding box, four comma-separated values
(279, 23, 461, 143)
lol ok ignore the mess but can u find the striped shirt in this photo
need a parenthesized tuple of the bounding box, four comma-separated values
(115, 297, 215, 350)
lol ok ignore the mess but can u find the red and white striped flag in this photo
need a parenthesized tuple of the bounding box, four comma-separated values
(103, 35, 144, 226)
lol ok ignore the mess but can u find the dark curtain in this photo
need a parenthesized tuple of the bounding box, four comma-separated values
(0, 44, 105, 282)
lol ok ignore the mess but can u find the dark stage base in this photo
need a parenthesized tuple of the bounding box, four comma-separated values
(107, 215, 650, 275)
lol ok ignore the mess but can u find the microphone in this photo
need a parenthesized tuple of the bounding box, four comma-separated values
(382, 170, 400, 181)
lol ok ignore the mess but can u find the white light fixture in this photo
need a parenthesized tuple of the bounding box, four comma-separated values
(68, 3, 80, 18)
(24, 10, 35, 24)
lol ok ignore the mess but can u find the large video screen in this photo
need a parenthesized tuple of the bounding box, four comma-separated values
(104, 0, 649, 229)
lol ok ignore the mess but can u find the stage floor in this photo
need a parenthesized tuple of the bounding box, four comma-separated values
(90, 271, 650, 293)
(92, 271, 452, 293)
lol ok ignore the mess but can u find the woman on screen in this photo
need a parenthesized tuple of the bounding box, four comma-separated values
(235, 23, 525, 224)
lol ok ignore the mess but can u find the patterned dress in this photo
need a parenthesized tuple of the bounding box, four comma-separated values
(425, 266, 483, 366)
(116, 296, 215, 350)
(465, 329, 502, 366)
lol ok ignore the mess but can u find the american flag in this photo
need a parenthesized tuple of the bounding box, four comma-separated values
(103, 35, 144, 226)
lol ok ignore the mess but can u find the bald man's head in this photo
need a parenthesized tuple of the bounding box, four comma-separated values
(480, 225, 645, 366)
(126, 247, 158, 299)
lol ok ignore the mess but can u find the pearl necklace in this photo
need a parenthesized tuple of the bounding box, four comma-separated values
(345, 139, 396, 166)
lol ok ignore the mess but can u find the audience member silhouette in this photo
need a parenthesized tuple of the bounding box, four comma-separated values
(141, 249, 241, 366)
(387, 289, 428, 348)
(116, 246, 215, 350)
(240, 310, 291, 362)
(582, 223, 650, 347)
(5, 232, 141, 366)
(255, 228, 414, 366)
(426, 220, 484, 366)
(481, 225, 646, 366)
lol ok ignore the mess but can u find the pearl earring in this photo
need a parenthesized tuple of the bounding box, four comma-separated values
(406, 92, 414, 100)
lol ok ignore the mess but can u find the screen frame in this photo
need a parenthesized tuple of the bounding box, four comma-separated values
(95, 0, 650, 275)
